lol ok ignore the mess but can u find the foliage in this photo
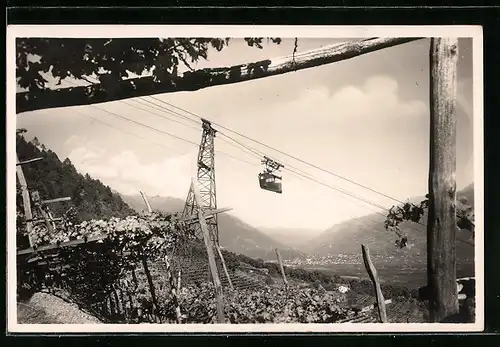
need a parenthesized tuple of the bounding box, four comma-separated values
(120, 281, 350, 324)
(220, 249, 334, 286)
(16, 37, 282, 91)
(18, 210, 196, 320)
(16, 134, 136, 232)
(456, 196, 475, 231)
(384, 198, 428, 248)
(224, 286, 349, 323)
(385, 194, 475, 248)
(29, 212, 189, 254)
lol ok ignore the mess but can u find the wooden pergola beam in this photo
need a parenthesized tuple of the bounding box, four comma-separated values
(41, 197, 72, 205)
(16, 157, 43, 166)
(16, 207, 232, 256)
(16, 37, 422, 114)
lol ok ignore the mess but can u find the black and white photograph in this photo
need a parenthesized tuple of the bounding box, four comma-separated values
(7, 25, 483, 333)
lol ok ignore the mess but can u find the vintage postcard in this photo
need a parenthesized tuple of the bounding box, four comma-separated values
(7, 25, 483, 333)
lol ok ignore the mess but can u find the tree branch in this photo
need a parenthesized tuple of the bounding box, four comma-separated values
(16, 37, 422, 114)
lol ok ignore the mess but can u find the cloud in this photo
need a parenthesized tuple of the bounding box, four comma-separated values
(68, 146, 118, 179)
(284, 75, 426, 122)
(328, 75, 426, 120)
(67, 146, 198, 199)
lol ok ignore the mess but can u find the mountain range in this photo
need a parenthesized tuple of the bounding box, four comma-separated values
(119, 193, 307, 261)
(121, 183, 475, 265)
(303, 184, 475, 263)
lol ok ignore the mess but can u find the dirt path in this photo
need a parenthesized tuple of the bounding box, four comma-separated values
(17, 292, 102, 324)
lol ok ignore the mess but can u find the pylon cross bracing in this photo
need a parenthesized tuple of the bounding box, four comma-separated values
(182, 118, 219, 245)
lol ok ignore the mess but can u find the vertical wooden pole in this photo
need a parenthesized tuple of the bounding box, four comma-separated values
(141, 257, 161, 323)
(191, 178, 225, 323)
(275, 248, 288, 286)
(216, 244, 233, 290)
(164, 255, 183, 323)
(109, 294, 116, 316)
(112, 286, 122, 316)
(32, 191, 54, 236)
(427, 37, 459, 322)
(118, 287, 128, 322)
(132, 268, 138, 288)
(140, 191, 153, 213)
(46, 207, 57, 232)
(16, 154, 34, 246)
(361, 244, 387, 323)
(36, 203, 54, 235)
(177, 270, 182, 293)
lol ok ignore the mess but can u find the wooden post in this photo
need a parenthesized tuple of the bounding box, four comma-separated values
(275, 248, 288, 286)
(164, 255, 183, 323)
(140, 191, 153, 213)
(46, 207, 57, 232)
(132, 268, 138, 288)
(38, 206, 54, 234)
(118, 287, 128, 321)
(16, 154, 34, 246)
(177, 270, 182, 293)
(112, 286, 122, 315)
(191, 178, 225, 323)
(427, 37, 460, 322)
(32, 191, 55, 236)
(141, 257, 162, 323)
(216, 244, 233, 290)
(361, 244, 387, 323)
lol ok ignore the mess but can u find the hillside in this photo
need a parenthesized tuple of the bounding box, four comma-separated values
(259, 227, 324, 249)
(306, 187, 476, 264)
(120, 194, 306, 261)
(459, 183, 474, 206)
(16, 134, 136, 224)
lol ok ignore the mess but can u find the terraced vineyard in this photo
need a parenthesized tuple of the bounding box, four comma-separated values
(155, 258, 267, 292)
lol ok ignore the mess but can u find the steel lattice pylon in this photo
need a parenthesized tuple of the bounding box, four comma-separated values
(182, 118, 219, 245)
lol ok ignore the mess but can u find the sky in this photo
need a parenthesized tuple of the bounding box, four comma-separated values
(16, 37, 475, 231)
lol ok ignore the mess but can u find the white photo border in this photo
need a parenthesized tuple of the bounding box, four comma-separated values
(6, 24, 484, 333)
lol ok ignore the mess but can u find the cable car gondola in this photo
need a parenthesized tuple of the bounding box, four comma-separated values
(258, 156, 284, 194)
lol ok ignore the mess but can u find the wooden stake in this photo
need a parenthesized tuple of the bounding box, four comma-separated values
(164, 255, 183, 323)
(177, 270, 182, 293)
(35, 203, 54, 235)
(112, 287, 122, 315)
(141, 257, 162, 323)
(46, 207, 57, 232)
(275, 248, 288, 286)
(191, 178, 225, 323)
(361, 244, 387, 323)
(140, 191, 153, 214)
(427, 37, 460, 322)
(16, 154, 34, 246)
(215, 244, 233, 290)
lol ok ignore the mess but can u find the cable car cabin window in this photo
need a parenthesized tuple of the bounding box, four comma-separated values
(258, 173, 282, 194)
(259, 157, 284, 194)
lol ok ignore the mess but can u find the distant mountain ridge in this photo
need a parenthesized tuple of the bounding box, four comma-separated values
(259, 227, 324, 249)
(305, 185, 476, 264)
(119, 193, 307, 261)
